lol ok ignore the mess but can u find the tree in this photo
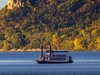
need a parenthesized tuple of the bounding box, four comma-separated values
(74, 38, 83, 50)
(96, 38, 100, 50)
(52, 32, 61, 49)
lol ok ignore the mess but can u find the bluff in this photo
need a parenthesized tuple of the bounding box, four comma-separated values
(0, 0, 100, 51)
(8, 0, 26, 9)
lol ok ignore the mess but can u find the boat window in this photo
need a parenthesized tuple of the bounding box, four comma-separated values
(50, 58, 66, 60)
(52, 55, 66, 57)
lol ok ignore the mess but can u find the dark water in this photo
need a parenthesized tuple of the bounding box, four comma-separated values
(0, 51, 100, 75)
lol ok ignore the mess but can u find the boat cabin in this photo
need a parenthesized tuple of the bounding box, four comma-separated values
(36, 45, 73, 63)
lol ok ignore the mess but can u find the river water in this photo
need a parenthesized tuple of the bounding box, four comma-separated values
(0, 51, 100, 75)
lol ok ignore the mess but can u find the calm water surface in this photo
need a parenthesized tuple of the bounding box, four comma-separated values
(0, 51, 100, 75)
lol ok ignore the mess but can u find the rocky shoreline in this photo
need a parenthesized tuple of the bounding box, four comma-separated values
(0, 49, 98, 52)
(0, 48, 42, 52)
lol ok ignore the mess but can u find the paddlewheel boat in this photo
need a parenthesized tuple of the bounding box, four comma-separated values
(36, 46, 73, 64)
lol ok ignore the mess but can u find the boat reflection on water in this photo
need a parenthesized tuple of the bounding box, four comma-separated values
(36, 45, 73, 64)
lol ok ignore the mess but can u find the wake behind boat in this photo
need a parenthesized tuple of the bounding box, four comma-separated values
(36, 45, 73, 64)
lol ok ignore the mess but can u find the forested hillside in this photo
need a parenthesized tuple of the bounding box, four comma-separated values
(0, 0, 100, 51)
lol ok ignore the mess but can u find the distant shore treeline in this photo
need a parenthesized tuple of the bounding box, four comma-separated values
(0, 0, 100, 51)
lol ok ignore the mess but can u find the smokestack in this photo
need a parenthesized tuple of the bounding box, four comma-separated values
(50, 45, 51, 57)
(41, 45, 43, 56)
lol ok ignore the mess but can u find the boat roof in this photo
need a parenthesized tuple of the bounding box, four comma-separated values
(46, 50, 69, 53)
(52, 50, 69, 52)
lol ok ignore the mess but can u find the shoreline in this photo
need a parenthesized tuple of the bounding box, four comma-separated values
(0, 49, 99, 52)
(0, 49, 42, 52)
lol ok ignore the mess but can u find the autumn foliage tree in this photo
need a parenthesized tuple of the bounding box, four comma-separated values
(0, 0, 100, 51)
